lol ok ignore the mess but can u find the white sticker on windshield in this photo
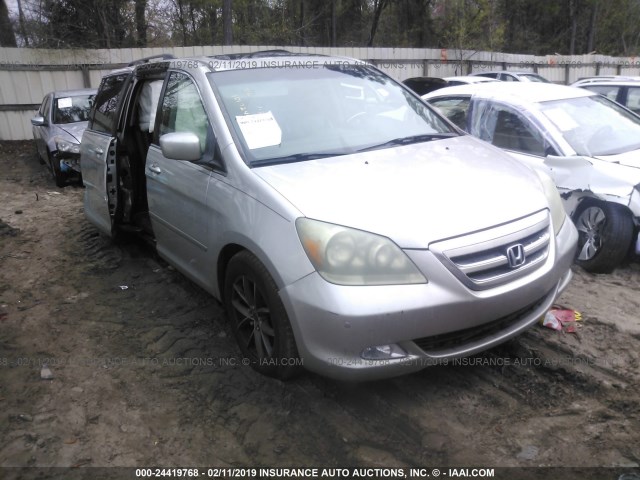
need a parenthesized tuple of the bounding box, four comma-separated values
(236, 111, 282, 149)
(543, 108, 578, 131)
(57, 97, 73, 109)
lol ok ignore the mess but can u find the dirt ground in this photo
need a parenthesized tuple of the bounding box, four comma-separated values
(1, 140, 639, 479)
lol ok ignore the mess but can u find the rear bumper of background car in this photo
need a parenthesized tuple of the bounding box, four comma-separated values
(280, 216, 577, 381)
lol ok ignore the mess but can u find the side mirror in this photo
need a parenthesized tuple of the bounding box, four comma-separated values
(159, 132, 201, 161)
(31, 115, 47, 126)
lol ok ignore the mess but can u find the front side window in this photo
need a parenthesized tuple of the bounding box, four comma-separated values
(92, 74, 128, 134)
(209, 63, 456, 166)
(159, 71, 212, 156)
(471, 101, 546, 156)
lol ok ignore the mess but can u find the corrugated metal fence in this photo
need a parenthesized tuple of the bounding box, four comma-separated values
(2, 45, 640, 140)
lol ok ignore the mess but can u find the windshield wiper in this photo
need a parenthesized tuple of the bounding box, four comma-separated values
(251, 151, 347, 167)
(357, 133, 458, 153)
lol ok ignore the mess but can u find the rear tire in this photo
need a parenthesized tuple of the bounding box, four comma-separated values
(223, 251, 301, 380)
(573, 201, 634, 273)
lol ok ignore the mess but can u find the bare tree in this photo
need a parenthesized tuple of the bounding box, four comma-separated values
(135, 0, 148, 47)
(299, 0, 305, 46)
(586, 0, 597, 52)
(223, 0, 233, 45)
(568, 0, 578, 54)
(367, 0, 388, 47)
(173, 0, 189, 46)
(331, 0, 336, 46)
(0, 0, 16, 46)
(17, 0, 29, 46)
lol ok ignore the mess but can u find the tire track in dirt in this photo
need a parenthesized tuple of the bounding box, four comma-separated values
(67, 208, 640, 468)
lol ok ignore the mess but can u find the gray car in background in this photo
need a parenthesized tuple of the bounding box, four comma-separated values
(81, 53, 577, 381)
(31, 88, 96, 187)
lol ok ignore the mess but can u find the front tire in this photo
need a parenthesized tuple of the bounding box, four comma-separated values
(223, 251, 301, 380)
(573, 201, 634, 273)
(48, 152, 67, 188)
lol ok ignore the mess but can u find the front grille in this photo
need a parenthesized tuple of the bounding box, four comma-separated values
(413, 291, 549, 354)
(430, 210, 552, 290)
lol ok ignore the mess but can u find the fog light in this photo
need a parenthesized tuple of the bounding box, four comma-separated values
(361, 344, 407, 360)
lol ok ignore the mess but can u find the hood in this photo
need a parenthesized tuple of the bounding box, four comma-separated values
(594, 149, 640, 169)
(254, 136, 548, 249)
(56, 121, 88, 143)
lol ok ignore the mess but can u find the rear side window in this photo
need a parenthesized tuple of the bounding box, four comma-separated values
(91, 74, 128, 134)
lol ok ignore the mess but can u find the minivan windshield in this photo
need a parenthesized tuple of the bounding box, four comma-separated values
(539, 95, 640, 156)
(209, 63, 456, 166)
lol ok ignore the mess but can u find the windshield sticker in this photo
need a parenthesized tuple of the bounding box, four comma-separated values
(57, 97, 73, 109)
(543, 108, 578, 131)
(236, 111, 282, 149)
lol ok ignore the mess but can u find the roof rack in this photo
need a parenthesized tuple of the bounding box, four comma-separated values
(209, 49, 327, 61)
(244, 49, 292, 58)
(128, 54, 175, 66)
(209, 50, 291, 60)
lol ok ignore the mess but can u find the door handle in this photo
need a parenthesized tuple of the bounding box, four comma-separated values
(95, 147, 104, 157)
(148, 164, 162, 174)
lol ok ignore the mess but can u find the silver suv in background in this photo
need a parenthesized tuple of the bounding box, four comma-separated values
(81, 52, 577, 381)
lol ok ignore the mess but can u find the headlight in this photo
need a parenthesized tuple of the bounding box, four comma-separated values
(534, 169, 566, 234)
(296, 218, 427, 286)
(55, 138, 80, 155)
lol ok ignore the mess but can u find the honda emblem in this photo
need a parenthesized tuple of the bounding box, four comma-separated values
(506, 244, 526, 268)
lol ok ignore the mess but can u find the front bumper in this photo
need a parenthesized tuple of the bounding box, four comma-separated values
(55, 152, 82, 174)
(280, 215, 578, 381)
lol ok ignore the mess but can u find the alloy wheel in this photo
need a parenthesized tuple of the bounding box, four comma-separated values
(230, 275, 275, 360)
(576, 205, 605, 261)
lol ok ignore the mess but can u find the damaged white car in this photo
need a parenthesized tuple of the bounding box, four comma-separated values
(424, 82, 640, 273)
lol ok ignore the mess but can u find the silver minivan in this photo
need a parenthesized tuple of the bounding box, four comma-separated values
(81, 53, 577, 381)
